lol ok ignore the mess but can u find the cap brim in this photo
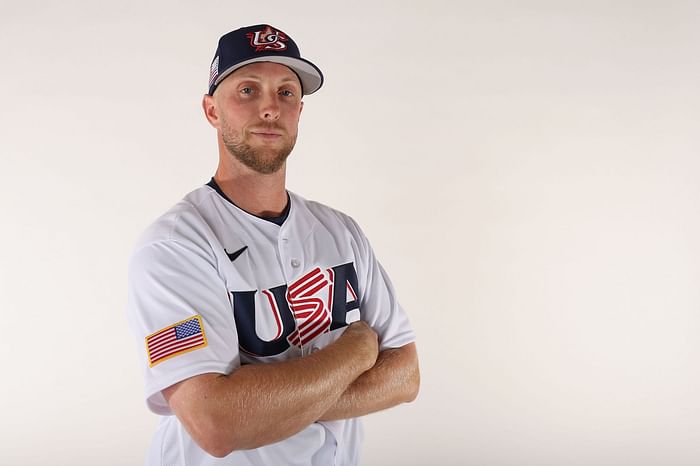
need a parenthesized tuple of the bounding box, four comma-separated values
(212, 55, 323, 96)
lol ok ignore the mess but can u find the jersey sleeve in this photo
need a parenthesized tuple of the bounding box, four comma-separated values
(127, 238, 240, 415)
(348, 218, 416, 351)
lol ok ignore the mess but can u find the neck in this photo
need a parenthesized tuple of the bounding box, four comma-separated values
(213, 161, 288, 218)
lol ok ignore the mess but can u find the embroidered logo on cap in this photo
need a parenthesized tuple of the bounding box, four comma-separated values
(209, 56, 220, 87)
(246, 25, 288, 52)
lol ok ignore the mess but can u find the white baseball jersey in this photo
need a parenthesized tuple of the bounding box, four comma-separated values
(127, 182, 415, 466)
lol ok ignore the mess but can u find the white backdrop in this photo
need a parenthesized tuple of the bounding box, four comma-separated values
(2, 1, 699, 465)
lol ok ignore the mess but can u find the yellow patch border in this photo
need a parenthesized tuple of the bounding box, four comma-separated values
(146, 314, 208, 367)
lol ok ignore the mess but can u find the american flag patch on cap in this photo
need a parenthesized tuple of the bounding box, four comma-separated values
(146, 315, 208, 367)
(209, 56, 220, 87)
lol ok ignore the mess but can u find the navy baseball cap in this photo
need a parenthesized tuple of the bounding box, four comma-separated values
(208, 24, 324, 96)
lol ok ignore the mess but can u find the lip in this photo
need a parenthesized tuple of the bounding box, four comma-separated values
(250, 132, 283, 143)
(249, 129, 284, 138)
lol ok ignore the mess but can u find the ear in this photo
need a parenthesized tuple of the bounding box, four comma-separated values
(299, 100, 304, 116)
(202, 94, 219, 128)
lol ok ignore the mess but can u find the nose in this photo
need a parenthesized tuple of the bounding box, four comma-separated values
(259, 91, 280, 121)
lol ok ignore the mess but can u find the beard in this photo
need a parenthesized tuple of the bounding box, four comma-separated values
(221, 120, 297, 175)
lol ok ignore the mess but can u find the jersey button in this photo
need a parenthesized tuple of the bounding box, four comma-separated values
(291, 259, 301, 268)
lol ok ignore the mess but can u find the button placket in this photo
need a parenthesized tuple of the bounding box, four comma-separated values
(278, 228, 296, 280)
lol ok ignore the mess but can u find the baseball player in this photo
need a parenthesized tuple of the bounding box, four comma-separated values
(127, 24, 419, 466)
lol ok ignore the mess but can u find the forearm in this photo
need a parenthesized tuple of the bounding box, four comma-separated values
(319, 342, 419, 421)
(164, 322, 377, 457)
(216, 354, 360, 450)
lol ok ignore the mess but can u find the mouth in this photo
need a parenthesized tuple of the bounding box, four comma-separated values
(249, 128, 284, 140)
(252, 131, 281, 136)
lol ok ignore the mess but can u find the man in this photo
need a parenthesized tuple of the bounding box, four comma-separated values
(127, 24, 419, 466)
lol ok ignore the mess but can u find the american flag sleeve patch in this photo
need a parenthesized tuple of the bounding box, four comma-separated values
(146, 315, 208, 367)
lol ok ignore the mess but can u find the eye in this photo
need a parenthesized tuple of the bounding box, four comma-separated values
(279, 89, 295, 97)
(240, 87, 254, 95)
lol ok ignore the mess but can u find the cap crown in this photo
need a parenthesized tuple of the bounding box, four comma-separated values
(208, 24, 323, 96)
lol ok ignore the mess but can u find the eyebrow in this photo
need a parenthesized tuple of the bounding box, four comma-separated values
(233, 74, 300, 85)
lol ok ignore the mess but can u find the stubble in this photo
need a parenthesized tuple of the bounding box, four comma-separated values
(221, 119, 297, 175)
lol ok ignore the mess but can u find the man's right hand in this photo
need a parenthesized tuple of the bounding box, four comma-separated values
(337, 321, 379, 372)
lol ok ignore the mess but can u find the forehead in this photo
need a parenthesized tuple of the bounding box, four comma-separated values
(228, 61, 301, 86)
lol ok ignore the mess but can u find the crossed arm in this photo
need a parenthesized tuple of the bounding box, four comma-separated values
(163, 321, 420, 458)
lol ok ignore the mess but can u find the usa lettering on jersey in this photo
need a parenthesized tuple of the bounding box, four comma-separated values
(233, 262, 360, 357)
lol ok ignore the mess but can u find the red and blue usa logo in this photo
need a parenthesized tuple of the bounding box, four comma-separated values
(232, 262, 361, 357)
(286, 266, 357, 347)
(246, 25, 288, 52)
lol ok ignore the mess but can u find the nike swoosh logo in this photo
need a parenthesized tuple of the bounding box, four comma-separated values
(224, 246, 248, 262)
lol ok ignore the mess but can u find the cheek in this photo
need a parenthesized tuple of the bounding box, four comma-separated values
(282, 107, 302, 127)
(220, 112, 245, 132)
